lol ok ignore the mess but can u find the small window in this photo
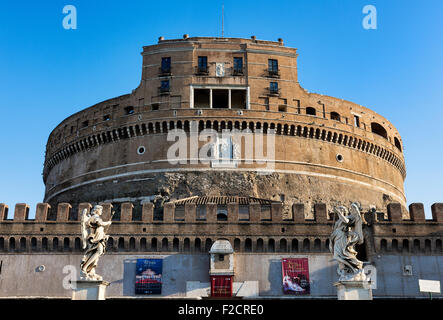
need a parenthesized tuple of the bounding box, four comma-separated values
(103, 114, 111, 121)
(306, 107, 316, 116)
(330, 112, 341, 121)
(278, 105, 287, 112)
(160, 80, 170, 93)
(270, 82, 278, 94)
(70, 126, 74, 134)
(198, 56, 208, 73)
(239, 205, 250, 221)
(268, 59, 278, 75)
(174, 205, 185, 221)
(218, 254, 225, 261)
(233, 57, 243, 74)
(354, 115, 360, 128)
(371, 122, 388, 139)
(216, 205, 228, 221)
(196, 205, 207, 220)
(152, 103, 159, 111)
(161, 57, 171, 74)
(124, 106, 134, 115)
(81, 120, 89, 128)
(394, 137, 402, 152)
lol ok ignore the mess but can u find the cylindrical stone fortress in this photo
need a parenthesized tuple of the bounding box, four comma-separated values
(43, 36, 406, 216)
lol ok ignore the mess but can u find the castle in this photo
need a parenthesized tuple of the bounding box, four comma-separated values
(0, 36, 441, 299)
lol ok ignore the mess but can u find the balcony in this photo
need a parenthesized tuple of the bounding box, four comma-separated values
(195, 66, 209, 76)
(267, 69, 280, 78)
(232, 67, 244, 76)
(158, 86, 170, 95)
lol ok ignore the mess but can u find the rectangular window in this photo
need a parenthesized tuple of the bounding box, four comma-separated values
(268, 59, 278, 75)
(161, 57, 171, 73)
(124, 106, 134, 115)
(270, 82, 279, 94)
(233, 57, 243, 74)
(198, 56, 208, 73)
(174, 205, 185, 221)
(81, 120, 89, 128)
(260, 205, 272, 221)
(354, 115, 360, 127)
(103, 114, 110, 121)
(196, 205, 207, 221)
(239, 205, 250, 221)
(160, 80, 170, 93)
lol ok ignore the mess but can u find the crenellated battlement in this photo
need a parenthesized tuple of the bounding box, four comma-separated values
(0, 199, 441, 257)
(1, 201, 442, 224)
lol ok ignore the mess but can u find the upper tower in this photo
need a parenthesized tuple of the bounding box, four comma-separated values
(43, 36, 406, 219)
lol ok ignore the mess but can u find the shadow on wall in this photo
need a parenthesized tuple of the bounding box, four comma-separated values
(121, 255, 211, 297)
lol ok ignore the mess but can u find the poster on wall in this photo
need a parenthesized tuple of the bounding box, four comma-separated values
(281, 258, 310, 295)
(135, 258, 163, 295)
(211, 275, 233, 297)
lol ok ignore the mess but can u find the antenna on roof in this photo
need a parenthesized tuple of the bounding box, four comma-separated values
(222, 2, 224, 38)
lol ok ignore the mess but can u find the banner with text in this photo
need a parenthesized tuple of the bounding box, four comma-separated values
(135, 258, 163, 295)
(281, 258, 310, 295)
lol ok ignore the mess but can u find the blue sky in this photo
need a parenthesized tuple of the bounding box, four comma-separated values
(0, 0, 442, 218)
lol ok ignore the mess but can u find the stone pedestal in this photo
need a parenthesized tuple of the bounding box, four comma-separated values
(334, 281, 373, 300)
(71, 280, 110, 300)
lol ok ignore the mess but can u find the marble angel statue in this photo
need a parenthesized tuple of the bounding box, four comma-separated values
(80, 205, 113, 281)
(329, 202, 366, 281)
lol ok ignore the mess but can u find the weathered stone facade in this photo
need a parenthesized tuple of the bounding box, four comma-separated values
(0, 36, 441, 299)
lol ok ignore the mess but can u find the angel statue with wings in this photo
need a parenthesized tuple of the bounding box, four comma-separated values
(80, 205, 114, 281)
(329, 202, 366, 281)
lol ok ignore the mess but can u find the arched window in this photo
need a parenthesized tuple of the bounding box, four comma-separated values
(63, 237, 70, 251)
(9, 237, 16, 251)
(425, 239, 432, 253)
(173, 238, 179, 251)
(52, 238, 59, 252)
(330, 112, 341, 121)
(118, 237, 125, 251)
(184, 238, 190, 252)
(162, 238, 168, 251)
(256, 239, 264, 252)
(0, 237, 4, 252)
(291, 239, 298, 252)
(303, 239, 310, 252)
(19, 237, 27, 251)
(394, 137, 402, 152)
(42, 237, 48, 252)
(314, 239, 321, 252)
(371, 122, 388, 139)
(140, 238, 147, 251)
(151, 238, 158, 252)
(413, 239, 420, 253)
(106, 237, 113, 251)
(402, 239, 409, 252)
(245, 238, 252, 252)
(30, 237, 37, 251)
(234, 238, 241, 252)
(205, 238, 212, 252)
(216, 205, 228, 221)
(268, 239, 275, 252)
(380, 239, 388, 252)
(306, 107, 316, 116)
(129, 237, 136, 251)
(436, 239, 442, 253)
(195, 238, 201, 252)
(392, 239, 399, 252)
(279, 239, 287, 252)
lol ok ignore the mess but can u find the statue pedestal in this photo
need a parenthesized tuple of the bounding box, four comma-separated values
(334, 280, 373, 300)
(71, 280, 110, 300)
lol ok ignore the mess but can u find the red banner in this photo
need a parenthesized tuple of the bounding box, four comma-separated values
(281, 258, 310, 295)
(211, 275, 233, 297)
